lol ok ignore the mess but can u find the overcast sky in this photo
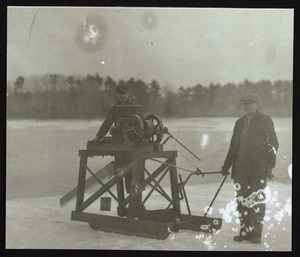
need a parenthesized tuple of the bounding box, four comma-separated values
(7, 7, 294, 88)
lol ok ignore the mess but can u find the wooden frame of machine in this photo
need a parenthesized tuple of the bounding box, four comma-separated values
(61, 105, 223, 239)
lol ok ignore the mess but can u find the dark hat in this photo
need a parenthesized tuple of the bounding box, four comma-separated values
(240, 93, 260, 103)
(116, 83, 129, 94)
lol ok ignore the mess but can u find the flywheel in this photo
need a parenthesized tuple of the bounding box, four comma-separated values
(122, 114, 145, 145)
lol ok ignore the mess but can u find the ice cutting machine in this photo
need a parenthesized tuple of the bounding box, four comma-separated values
(67, 105, 223, 239)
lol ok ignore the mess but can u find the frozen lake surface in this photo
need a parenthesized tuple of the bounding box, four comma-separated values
(6, 117, 292, 250)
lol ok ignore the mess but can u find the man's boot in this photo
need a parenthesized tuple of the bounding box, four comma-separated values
(233, 229, 251, 242)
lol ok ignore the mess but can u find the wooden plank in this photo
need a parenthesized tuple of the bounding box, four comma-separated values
(75, 155, 87, 211)
(134, 150, 176, 159)
(79, 149, 176, 159)
(116, 174, 126, 216)
(71, 211, 222, 235)
(169, 157, 181, 214)
(136, 209, 179, 222)
(71, 211, 172, 240)
(86, 139, 163, 152)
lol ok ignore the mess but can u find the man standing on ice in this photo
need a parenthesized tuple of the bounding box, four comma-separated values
(221, 92, 279, 244)
(92, 82, 134, 143)
(91, 82, 141, 197)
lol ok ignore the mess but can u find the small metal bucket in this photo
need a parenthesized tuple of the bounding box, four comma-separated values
(100, 197, 111, 211)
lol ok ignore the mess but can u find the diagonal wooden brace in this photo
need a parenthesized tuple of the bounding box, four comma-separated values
(78, 160, 136, 212)
(121, 160, 170, 207)
(60, 161, 115, 207)
(84, 164, 121, 205)
(144, 167, 174, 205)
(142, 169, 169, 205)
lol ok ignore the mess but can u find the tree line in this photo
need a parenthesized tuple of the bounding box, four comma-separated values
(7, 73, 292, 119)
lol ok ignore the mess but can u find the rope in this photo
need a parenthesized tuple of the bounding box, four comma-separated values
(178, 146, 199, 170)
(172, 105, 186, 149)
(168, 132, 202, 162)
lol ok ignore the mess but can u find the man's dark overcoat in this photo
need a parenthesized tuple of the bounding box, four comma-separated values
(223, 111, 279, 179)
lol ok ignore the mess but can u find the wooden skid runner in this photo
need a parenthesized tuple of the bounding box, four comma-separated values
(136, 209, 222, 234)
(178, 214, 222, 233)
(71, 211, 174, 240)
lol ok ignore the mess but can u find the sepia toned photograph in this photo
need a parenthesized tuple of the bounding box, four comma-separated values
(6, 6, 292, 251)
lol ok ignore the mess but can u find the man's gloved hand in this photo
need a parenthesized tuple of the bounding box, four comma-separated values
(267, 165, 274, 179)
(221, 167, 230, 176)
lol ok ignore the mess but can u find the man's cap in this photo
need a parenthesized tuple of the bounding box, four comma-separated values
(116, 83, 129, 94)
(240, 93, 260, 103)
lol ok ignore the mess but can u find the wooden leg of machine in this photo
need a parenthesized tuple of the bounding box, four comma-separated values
(114, 153, 127, 216)
(75, 154, 87, 211)
(169, 157, 181, 214)
(127, 159, 145, 218)
(116, 177, 126, 216)
(137, 159, 145, 202)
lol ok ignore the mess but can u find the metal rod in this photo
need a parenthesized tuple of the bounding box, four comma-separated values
(168, 132, 202, 161)
(181, 173, 194, 188)
(204, 174, 228, 217)
(84, 164, 121, 205)
(151, 158, 221, 175)
(162, 135, 172, 145)
(179, 174, 192, 221)
(202, 170, 221, 175)
(151, 158, 194, 173)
